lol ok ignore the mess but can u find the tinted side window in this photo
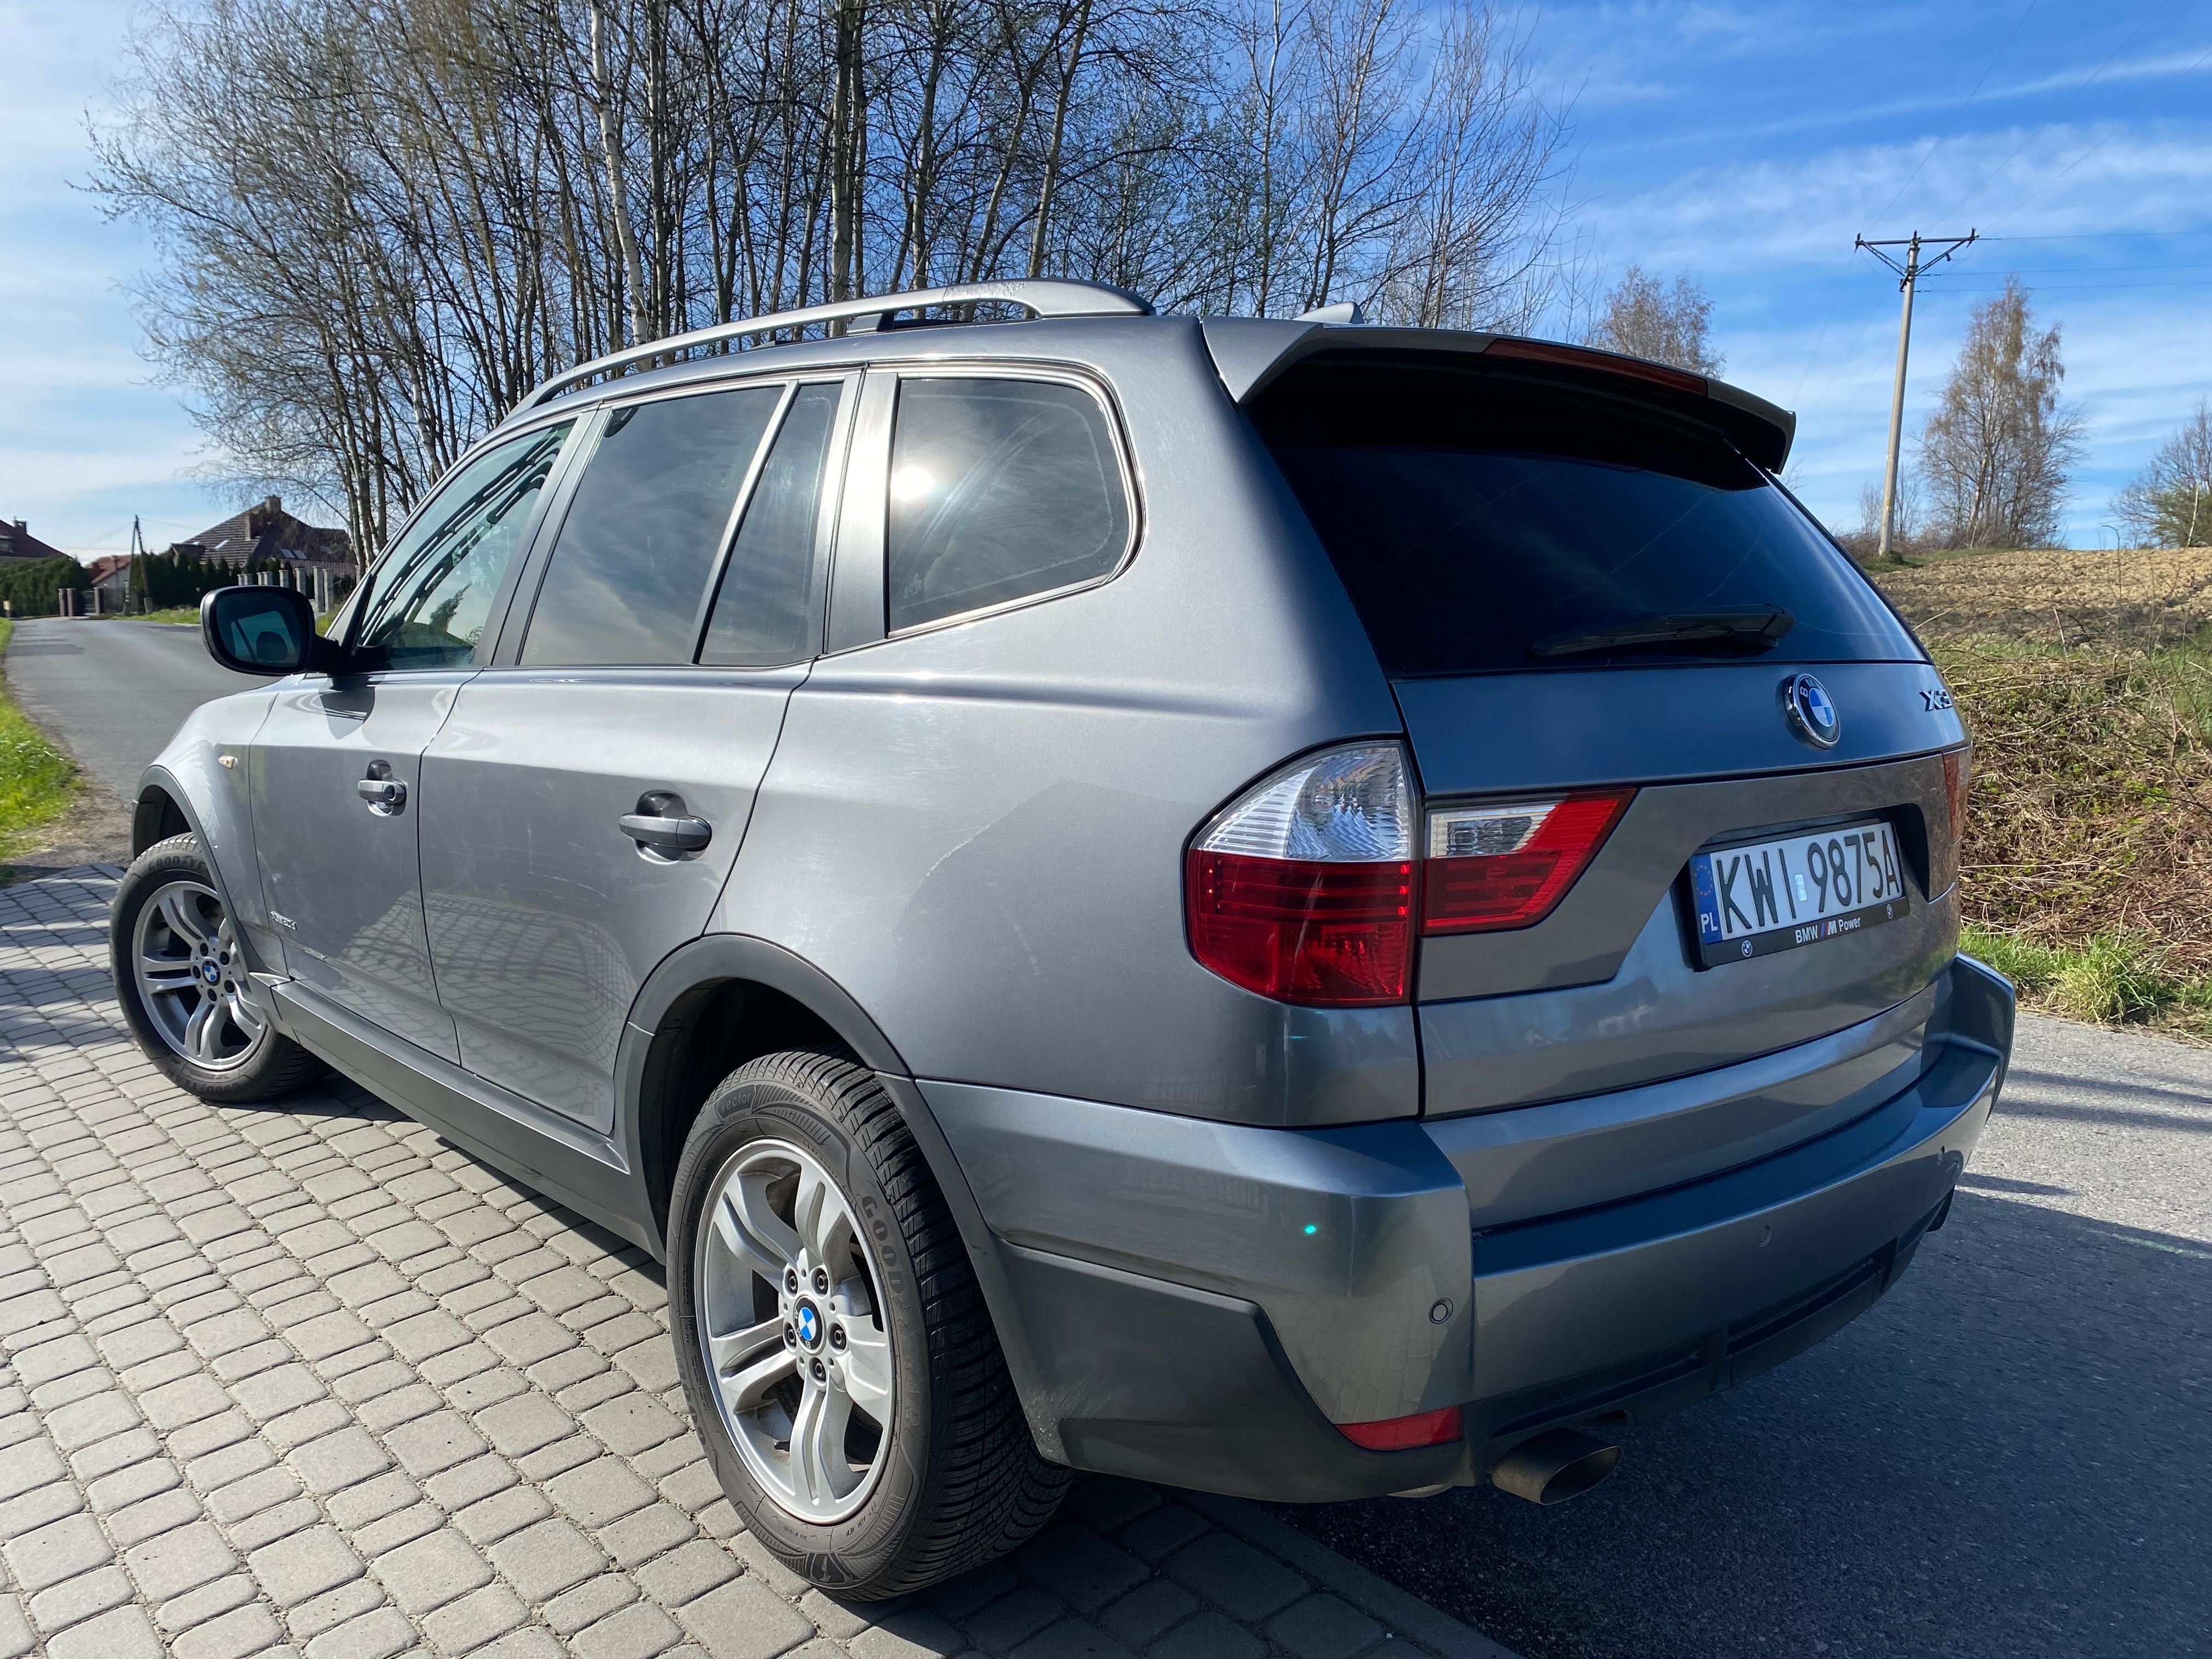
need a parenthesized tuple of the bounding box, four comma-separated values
(355, 421, 573, 670)
(701, 381, 842, 666)
(885, 378, 1130, 632)
(521, 385, 783, 666)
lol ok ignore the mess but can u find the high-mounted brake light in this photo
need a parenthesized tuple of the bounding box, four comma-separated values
(1483, 336, 1706, 396)
(1186, 744, 1415, 1007)
(1421, 790, 1633, 934)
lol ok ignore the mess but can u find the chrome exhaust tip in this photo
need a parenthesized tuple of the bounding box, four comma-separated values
(1487, 1428, 1622, 1505)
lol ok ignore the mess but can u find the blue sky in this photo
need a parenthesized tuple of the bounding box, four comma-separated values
(1, 0, 2208, 556)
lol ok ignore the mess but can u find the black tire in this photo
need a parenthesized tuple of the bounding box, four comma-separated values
(669, 1047, 1069, 1598)
(109, 834, 325, 1103)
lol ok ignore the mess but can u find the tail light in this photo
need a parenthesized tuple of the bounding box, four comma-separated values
(1422, 791, 1634, 934)
(1941, 744, 1972, 853)
(1185, 745, 1632, 1005)
(1186, 744, 1415, 1006)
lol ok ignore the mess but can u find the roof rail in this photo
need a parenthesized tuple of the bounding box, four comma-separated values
(511, 278, 1152, 415)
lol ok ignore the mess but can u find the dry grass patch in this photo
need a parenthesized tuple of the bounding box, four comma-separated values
(1874, 544, 2212, 651)
(1864, 549, 2212, 1034)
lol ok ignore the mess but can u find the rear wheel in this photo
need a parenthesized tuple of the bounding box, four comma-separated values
(110, 835, 324, 1103)
(669, 1047, 1068, 1596)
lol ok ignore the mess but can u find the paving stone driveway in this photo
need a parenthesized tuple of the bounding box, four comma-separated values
(0, 870, 1510, 1659)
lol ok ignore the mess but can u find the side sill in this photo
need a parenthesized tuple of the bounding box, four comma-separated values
(270, 980, 657, 1255)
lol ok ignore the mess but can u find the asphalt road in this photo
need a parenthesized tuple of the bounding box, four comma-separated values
(9, 614, 2207, 1658)
(5, 616, 273, 800)
(1281, 1013, 2212, 1659)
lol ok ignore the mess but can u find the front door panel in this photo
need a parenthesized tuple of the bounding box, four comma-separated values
(417, 670, 803, 1130)
(252, 674, 472, 1059)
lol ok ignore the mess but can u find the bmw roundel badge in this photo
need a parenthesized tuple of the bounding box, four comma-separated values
(1782, 673, 1841, 749)
(796, 1305, 820, 1346)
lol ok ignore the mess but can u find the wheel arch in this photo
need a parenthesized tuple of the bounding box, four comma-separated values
(621, 936, 931, 1251)
(132, 780, 194, 856)
(129, 766, 275, 977)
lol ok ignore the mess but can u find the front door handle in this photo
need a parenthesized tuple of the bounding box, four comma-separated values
(357, 762, 407, 816)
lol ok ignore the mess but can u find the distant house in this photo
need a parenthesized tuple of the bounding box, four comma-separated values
(165, 496, 354, 610)
(84, 555, 136, 607)
(0, 520, 70, 563)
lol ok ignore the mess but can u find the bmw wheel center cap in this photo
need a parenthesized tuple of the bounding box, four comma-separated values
(1782, 673, 1841, 749)
(795, 1304, 821, 1348)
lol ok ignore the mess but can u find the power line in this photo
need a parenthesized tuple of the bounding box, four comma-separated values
(1855, 230, 1979, 561)
(1877, 0, 2039, 219)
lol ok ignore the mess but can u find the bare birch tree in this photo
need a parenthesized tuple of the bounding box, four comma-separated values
(1916, 278, 2084, 550)
(1587, 264, 1722, 374)
(2113, 402, 2212, 549)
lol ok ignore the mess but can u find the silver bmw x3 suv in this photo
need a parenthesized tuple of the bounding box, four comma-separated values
(111, 278, 2012, 1598)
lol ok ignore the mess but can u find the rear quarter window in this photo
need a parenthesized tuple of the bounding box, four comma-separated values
(1249, 362, 1921, 676)
(885, 376, 1132, 632)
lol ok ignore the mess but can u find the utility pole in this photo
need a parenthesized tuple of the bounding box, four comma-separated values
(1855, 230, 1977, 561)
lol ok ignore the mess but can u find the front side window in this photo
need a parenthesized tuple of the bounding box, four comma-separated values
(885, 377, 1130, 633)
(522, 385, 784, 666)
(354, 421, 573, 669)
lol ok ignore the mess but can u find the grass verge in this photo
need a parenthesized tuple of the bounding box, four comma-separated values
(1962, 924, 2212, 1036)
(0, 620, 80, 859)
(1892, 565, 2212, 1037)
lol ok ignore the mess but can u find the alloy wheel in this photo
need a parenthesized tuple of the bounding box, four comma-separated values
(132, 878, 268, 1072)
(693, 1137, 895, 1525)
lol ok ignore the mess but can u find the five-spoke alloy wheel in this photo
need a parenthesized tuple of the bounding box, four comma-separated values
(132, 876, 267, 1071)
(695, 1137, 896, 1523)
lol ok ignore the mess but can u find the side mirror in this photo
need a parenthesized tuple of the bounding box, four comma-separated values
(201, 586, 336, 676)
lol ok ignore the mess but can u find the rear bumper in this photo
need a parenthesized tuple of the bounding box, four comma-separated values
(928, 955, 2013, 1503)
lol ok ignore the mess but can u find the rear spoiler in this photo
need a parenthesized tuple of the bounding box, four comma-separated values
(1201, 318, 1797, 473)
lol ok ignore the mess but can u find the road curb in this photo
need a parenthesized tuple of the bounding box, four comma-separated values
(1184, 1491, 1521, 1659)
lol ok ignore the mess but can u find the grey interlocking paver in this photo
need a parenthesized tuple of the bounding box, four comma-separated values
(544, 1574, 639, 1635)
(8, 1509, 114, 1589)
(0, 870, 1514, 1659)
(250, 1523, 365, 1607)
(27, 1559, 135, 1631)
(44, 1601, 163, 1659)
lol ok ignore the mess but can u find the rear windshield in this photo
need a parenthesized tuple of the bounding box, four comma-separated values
(1249, 362, 1921, 676)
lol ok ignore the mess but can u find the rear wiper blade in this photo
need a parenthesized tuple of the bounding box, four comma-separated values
(1530, 607, 1795, 659)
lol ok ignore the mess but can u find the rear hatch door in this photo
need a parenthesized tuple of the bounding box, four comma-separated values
(1244, 345, 1970, 1127)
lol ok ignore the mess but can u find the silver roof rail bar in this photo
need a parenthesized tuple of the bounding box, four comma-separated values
(512, 278, 1152, 415)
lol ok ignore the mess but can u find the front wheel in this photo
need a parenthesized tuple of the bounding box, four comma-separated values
(668, 1048, 1068, 1597)
(109, 834, 324, 1103)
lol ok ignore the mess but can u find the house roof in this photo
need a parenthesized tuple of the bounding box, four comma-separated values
(0, 520, 71, 562)
(167, 496, 352, 567)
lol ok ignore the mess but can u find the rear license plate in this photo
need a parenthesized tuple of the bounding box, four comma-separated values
(1689, 820, 1908, 967)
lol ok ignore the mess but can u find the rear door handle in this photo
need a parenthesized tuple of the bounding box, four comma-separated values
(357, 763, 406, 816)
(619, 813, 712, 854)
